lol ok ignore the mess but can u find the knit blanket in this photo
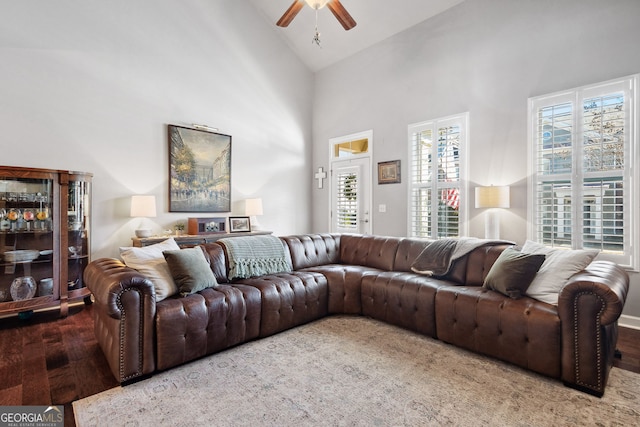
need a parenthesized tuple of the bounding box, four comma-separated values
(218, 235, 291, 280)
(410, 237, 514, 277)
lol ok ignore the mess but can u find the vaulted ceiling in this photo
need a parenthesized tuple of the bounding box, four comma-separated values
(248, 0, 466, 72)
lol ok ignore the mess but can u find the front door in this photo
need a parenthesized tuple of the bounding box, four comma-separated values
(331, 158, 371, 234)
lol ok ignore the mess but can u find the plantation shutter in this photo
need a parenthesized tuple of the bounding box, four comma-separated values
(336, 170, 358, 231)
(581, 93, 625, 253)
(529, 75, 637, 268)
(408, 113, 467, 239)
(533, 100, 574, 248)
(437, 124, 461, 238)
(409, 128, 433, 237)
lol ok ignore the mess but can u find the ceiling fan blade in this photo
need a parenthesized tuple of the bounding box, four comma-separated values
(327, 0, 357, 31)
(276, 0, 305, 27)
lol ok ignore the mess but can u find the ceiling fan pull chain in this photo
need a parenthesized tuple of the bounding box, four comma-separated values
(313, 7, 322, 47)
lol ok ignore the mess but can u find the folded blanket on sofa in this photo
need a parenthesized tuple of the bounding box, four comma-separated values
(219, 235, 292, 280)
(411, 237, 514, 277)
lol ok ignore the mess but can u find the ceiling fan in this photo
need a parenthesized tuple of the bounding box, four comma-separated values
(276, 0, 357, 31)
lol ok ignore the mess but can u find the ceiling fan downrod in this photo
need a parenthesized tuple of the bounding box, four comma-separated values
(312, 7, 321, 47)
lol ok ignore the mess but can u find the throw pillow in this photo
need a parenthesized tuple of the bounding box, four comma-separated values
(163, 247, 218, 297)
(521, 240, 598, 305)
(483, 248, 546, 299)
(119, 238, 181, 301)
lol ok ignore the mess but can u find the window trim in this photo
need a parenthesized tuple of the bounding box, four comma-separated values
(407, 112, 469, 238)
(527, 74, 639, 270)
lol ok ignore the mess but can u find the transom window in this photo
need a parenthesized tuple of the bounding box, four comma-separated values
(528, 74, 638, 269)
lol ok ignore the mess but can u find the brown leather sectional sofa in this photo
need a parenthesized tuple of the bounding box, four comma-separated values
(84, 233, 629, 397)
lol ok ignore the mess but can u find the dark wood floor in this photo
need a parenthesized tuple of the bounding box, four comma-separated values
(0, 305, 117, 427)
(1, 305, 639, 427)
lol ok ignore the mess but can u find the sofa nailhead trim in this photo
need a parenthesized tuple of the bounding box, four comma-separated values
(116, 287, 145, 382)
(573, 291, 605, 391)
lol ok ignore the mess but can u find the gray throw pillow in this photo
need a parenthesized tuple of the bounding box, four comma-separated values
(483, 248, 546, 299)
(163, 247, 218, 297)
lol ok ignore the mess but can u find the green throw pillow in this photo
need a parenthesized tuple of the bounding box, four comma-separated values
(483, 248, 546, 299)
(163, 247, 218, 297)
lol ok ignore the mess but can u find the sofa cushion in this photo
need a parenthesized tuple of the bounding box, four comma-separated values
(235, 271, 328, 338)
(435, 285, 562, 379)
(155, 284, 262, 370)
(361, 271, 451, 337)
(163, 247, 218, 297)
(119, 238, 180, 301)
(521, 240, 598, 305)
(301, 264, 381, 314)
(483, 248, 546, 299)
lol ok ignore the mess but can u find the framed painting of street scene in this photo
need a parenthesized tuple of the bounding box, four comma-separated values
(168, 125, 231, 212)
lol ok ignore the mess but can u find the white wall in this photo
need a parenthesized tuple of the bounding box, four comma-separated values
(0, 0, 314, 259)
(312, 0, 640, 321)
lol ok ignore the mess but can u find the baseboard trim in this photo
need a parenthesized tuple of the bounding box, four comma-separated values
(619, 315, 640, 330)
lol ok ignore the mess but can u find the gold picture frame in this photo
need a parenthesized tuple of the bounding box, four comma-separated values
(168, 125, 232, 212)
(378, 160, 401, 184)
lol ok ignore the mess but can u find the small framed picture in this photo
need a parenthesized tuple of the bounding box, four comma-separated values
(378, 160, 401, 184)
(229, 216, 251, 233)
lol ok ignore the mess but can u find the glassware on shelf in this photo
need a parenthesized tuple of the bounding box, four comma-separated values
(7, 208, 20, 221)
(23, 209, 35, 231)
(36, 207, 50, 230)
(0, 208, 8, 231)
(38, 278, 54, 296)
(7, 208, 21, 231)
(10, 276, 37, 301)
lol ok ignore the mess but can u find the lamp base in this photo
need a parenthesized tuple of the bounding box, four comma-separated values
(249, 216, 261, 231)
(484, 209, 500, 240)
(135, 229, 153, 238)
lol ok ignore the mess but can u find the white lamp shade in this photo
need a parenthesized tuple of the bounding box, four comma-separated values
(130, 195, 157, 218)
(475, 186, 510, 209)
(244, 198, 264, 216)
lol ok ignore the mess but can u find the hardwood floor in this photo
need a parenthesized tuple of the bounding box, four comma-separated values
(1, 305, 639, 427)
(0, 304, 117, 427)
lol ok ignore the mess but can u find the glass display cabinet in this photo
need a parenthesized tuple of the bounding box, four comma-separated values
(0, 166, 92, 318)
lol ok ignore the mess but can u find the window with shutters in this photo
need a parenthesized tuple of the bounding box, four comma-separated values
(408, 113, 468, 238)
(528, 74, 638, 269)
(336, 171, 358, 230)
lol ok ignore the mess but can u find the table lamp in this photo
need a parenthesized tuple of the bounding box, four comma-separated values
(475, 186, 510, 239)
(244, 198, 263, 231)
(130, 195, 157, 238)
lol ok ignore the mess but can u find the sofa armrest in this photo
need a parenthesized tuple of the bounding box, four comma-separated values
(84, 258, 157, 383)
(557, 260, 630, 396)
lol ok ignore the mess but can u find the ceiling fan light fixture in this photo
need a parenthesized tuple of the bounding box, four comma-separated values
(304, 0, 331, 10)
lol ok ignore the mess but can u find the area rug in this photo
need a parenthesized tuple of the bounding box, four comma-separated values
(73, 316, 640, 426)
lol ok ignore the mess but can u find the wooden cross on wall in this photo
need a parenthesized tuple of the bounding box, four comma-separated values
(315, 167, 327, 189)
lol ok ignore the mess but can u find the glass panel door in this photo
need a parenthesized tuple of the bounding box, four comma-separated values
(67, 176, 91, 294)
(0, 176, 55, 304)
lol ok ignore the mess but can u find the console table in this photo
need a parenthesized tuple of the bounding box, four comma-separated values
(132, 231, 273, 248)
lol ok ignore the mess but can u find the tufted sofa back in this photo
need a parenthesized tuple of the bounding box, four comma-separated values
(280, 234, 341, 270)
(393, 238, 433, 271)
(202, 234, 509, 286)
(339, 234, 400, 271)
(199, 243, 230, 283)
(457, 244, 509, 285)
